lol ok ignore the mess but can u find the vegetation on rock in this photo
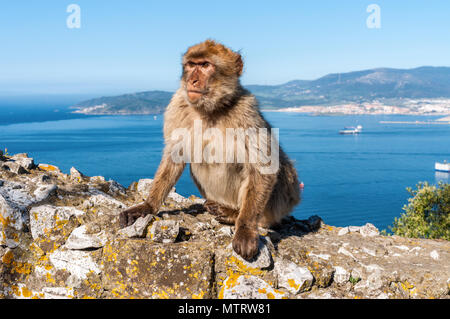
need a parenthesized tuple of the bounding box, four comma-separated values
(389, 182, 450, 240)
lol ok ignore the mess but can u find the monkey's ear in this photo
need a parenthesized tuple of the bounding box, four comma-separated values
(235, 54, 244, 77)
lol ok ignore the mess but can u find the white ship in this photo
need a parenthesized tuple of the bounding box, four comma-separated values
(339, 125, 362, 135)
(435, 161, 450, 172)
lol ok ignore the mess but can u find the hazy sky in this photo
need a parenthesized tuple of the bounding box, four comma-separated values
(1, 0, 449, 95)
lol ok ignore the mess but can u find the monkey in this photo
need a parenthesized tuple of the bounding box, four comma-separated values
(119, 40, 300, 260)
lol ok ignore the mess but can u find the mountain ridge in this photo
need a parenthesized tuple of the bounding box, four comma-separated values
(72, 66, 450, 114)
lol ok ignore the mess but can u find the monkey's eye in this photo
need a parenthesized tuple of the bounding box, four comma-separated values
(202, 62, 211, 68)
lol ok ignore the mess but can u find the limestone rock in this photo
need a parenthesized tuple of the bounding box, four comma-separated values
(29, 205, 85, 239)
(220, 275, 285, 299)
(360, 223, 380, 237)
(333, 266, 350, 285)
(102, 241, 214, 298)
(107, 179, 127, 196)
(86, 190, 127, 212)
(149, 220, 179, 243)
(0, 151, 449, 299)
(70, 167, 85, 180)
(49, 248, 101, 280)
(275, 258, 313, 294)
(118, 214, 154, 238)
(0, 193, 26, 232)
(2, 161, 28, 174)
(12, 155, 35, 170)
(137, 178, 153, 199)
(218, 226, 233, 237)
(231, 236, 273, 270)
(38, 163, 61, 173)
(65, 224, 108, 249)
(33, 184, 57, 202)
(338, 227, 350, 236)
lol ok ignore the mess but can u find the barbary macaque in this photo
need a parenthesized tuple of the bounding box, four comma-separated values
(120, 40, 300, 260)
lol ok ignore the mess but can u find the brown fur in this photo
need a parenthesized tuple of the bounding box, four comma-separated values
(119, 40, 300, 260)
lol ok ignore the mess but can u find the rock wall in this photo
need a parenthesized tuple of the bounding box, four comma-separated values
(0, 152, 449, 299)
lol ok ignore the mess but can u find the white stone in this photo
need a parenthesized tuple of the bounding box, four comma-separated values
(338, 227, 350, 236)
(362, 247, 377, 257)
(0, 193, 25, 232)
(29, 205, 85, 239)
(3, 161, 27, 174)
(191, 198, 206, 205)
(366, 272, 384, 291)
(218, 226, 233, 237)
(137, 179, 153, 198)
(70, 167, 85, 179)
(221, 275, 285, 299)
(13, 156, 35, 170)
(137, 179, 179, 201)
(33, 184, 57, 202)
(87, 189, 127, 211)
(275, 258, 313, 294)
(37, 163, 61, 174)
(333, 266, 349, 285)
(149, 220, 179, 243)
(41, 287, 74, 299)
(430, 250, 440, 260)
(360, 223, 380, 237)
(394, 245, 410, 251)
(167, 192, 188, 203)
(231, 237, 273, 270)
(308, 252, 331, 261)
(338, 247, 356, 260)
(118, 214, 153, 238)
(65, 225, 108, 249)
(375, 292, 390, 299)
(49, 249, 101, 280)
(348, 226, 361, 233)
(194, 222, 211, 232)
(90, 176, 105, 183)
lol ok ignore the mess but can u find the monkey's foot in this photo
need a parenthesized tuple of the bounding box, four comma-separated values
(232, 226, 259, 261)
(204, 200, 238, 225)
(119, 203, 153, 228)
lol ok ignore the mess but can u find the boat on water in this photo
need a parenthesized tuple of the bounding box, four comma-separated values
(339, 125, 362, 135)
(435, 161, 450, 172)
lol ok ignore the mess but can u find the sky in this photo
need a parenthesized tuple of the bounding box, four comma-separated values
(1, 0, 449, 96)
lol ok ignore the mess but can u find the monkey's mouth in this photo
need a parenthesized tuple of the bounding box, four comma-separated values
(188, 90, 207, 95)
(187, 90, 207, 101)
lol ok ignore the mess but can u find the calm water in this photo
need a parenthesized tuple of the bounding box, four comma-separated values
(1, 107, 449, 230)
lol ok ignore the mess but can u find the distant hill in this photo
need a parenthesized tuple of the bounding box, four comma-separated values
(72, 66, 450, 114)
(72, 91, 172, 115)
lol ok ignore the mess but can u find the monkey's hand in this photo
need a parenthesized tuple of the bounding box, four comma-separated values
(119, 203, 154, 228)
(232, 226, 260, 261)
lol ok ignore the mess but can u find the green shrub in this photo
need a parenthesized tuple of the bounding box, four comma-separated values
(389, 182, 449, 240)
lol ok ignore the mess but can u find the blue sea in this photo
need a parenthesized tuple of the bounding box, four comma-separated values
(1, 104, 449, 231)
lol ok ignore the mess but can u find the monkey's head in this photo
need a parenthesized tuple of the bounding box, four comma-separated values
(181, 40, 243, 113)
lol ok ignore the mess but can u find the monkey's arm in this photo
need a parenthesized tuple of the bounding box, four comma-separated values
(119, 148, 185, 227)
(232, 167, 277, 260)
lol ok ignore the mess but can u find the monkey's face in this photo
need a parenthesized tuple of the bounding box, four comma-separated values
(181, 40, 244, 112)
(183, 58, 216, 104)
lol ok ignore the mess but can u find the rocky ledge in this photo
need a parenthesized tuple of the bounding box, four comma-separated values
(0, 151, 449, 299)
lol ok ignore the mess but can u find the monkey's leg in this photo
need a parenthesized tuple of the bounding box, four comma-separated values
(233, 172, 277, 260)
(119, 150, 185, 227)
(204, 200, 239, 225)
